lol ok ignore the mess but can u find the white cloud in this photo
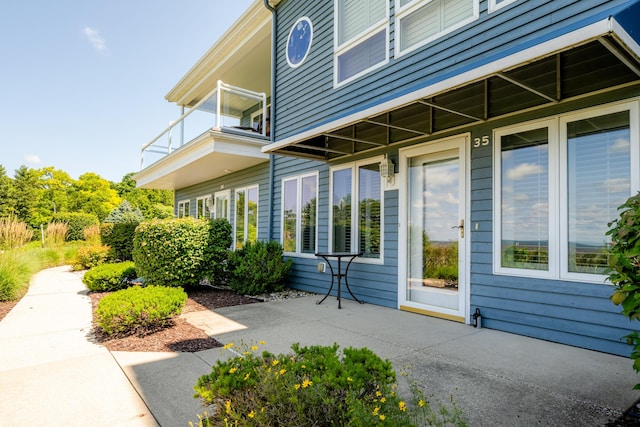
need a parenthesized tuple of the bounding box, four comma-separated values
(23, 154, 41, 166)
(506, 162, 544, 181)
(83, 26, 107, 52)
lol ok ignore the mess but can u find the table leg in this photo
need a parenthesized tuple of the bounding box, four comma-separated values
(315, 256, 335, 306)
(343, 255, 364, 305)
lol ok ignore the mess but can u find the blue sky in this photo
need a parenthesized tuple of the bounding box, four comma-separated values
(0, 0, 254, 182)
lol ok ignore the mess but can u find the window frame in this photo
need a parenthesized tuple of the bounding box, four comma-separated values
(488, 0, 517, 13)
(281, 171, 319, 257)
(329, 156, 385, 263)
(395, 0, 479, 58)
(333, 0, 390, 87)
(196, 195, 212, 219)
(177, 199, 191, 218)
(214, 190, 231, 220)
(493, 101, 639, 283)
(234, 185, 259, 249)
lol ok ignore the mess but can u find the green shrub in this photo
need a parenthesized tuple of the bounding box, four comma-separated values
(101, 222, 138, 261)
(74, 244, 111, 270)
(202, 218, 232, 286)
(53, 212, 100, 241)
(194, 342, 467, 426)
(607, 192, 640, 388)
(95, 285, 187, 335)
(132, 218, 209, 287)
(83, 261, 136, 292)
(227, 240, 293, 295)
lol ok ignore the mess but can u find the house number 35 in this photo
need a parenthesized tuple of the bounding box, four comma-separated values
(473, 135, 490, 147)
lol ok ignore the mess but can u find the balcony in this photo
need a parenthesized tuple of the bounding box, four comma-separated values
(135, 81, 270, 190)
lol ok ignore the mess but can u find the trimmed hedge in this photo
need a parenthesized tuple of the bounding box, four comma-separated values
(202, 218, 232, 286)
(227, 240, 292, 295)
(132, 217, 209, 287)
(95, 285, 187, 335)
(101, 222, 138, 261)
(53, 212, 100, 241)
(82, 261, 136, 292)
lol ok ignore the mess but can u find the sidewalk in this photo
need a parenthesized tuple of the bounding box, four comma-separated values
(1, 266, 639, 426)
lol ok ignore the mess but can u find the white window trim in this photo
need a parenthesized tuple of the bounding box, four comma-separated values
(214, 189, 231, 220)
(177, 199, 191, 218)
(234, 185, 259, 247)
(488, 0, 517, 13)
(328, 156, 385, 264)
(493, 100, 640, 283)
(196, 195, 212, 219)
(395, 0, 480, 58)
(281, 171, 319, 257)
(333, 0, 390, 87)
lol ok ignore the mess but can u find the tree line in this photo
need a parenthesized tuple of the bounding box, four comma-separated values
(0, 165, 174, 229)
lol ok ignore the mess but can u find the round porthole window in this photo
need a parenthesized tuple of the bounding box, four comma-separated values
(286, 16, 313, 68)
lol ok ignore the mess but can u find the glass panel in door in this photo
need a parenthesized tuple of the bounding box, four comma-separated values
(407, 148, 463, 312)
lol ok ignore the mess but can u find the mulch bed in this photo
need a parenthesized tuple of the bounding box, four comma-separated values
(88, 288, 260, 352)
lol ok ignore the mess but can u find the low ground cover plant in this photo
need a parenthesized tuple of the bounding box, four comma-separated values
(194, 342, 466, 426)
(227, 240, 292, 295)
(83, 261, 136, 292)
(73, 244, 112, 270)
(95, 285, 187, 335)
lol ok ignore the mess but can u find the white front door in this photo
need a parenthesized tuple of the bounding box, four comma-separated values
(399, 136, 468, 322)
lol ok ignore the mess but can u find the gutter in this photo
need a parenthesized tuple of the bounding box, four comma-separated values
(264, 0, 277, 241)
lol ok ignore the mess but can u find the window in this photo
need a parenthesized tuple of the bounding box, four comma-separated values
(494, 102, 638, 282)
(396, 0, 478, 55)
(282, 173, 318, 255)
(235, 185, 259, 249)
(335, 0, 388, 85)
(177, 200, 190, 218)
(214, 190, 230, 220)
(488, 0, 517, 13)
(196, 195, 212, 219)
(330, 159, 383, 260)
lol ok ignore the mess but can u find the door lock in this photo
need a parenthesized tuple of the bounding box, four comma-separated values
(451, 219, 464, 238)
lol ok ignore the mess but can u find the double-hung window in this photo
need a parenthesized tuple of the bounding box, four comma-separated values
(396, 0, 478, 56)
(494, 102, 638, 282)
(335, 0, 389, 86)
(214, 190, 230, 220)
(177, 200, 190, 218)
(282, 173, 318, 255)
(196, 195, 212, 219)
(330, 158, 383, 260)
(235, 185, 259, 249)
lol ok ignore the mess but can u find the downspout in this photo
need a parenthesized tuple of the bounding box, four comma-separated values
(264, 0, 277, 241)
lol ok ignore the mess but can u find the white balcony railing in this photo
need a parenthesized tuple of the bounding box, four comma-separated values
(140, 80, 268, 169)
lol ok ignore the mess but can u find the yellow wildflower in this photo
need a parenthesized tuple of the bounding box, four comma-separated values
(302, 379, 313, 388)
(251, 345, 259, 351)
(399, 401, 406, 412)
(272, 359, 279, 366)
(347, 377, 353, 383)
(248, 410, 255, 419)
(380, 397, 386, 403)
(418, 399, 425, 408)
(229, 367, 237, 374)
(379, 415, 386, 421)
(279, 368, 287, 375)
(225, 400, 232, 415)
(244, 373, 250, 381)
(375, 391, 382, 397)
(294, 384, 301, 390)
(260, 340, 266, 345)
(223, 342, 234, 350)
(372, 407, 380, 416)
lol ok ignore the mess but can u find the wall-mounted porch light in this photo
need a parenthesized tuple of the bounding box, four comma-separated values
(379, 155, 395, 184)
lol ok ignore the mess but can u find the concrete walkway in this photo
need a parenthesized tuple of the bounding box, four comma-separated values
(1, 266, 639, 426)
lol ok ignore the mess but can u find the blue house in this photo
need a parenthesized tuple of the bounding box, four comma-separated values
(135, 0, 640, 356)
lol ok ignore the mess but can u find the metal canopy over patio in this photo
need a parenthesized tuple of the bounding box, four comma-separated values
(264, 6, 640, 161)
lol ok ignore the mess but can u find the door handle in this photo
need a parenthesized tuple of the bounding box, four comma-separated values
(451, 219, 464, 238)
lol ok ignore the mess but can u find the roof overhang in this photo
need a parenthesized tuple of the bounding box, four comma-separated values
(166, 0, 280, 107)
(134, 130, 269, 190)
(264, 1, 640, 160)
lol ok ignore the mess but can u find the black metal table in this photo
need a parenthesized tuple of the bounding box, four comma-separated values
(315, 252, 364, 308)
